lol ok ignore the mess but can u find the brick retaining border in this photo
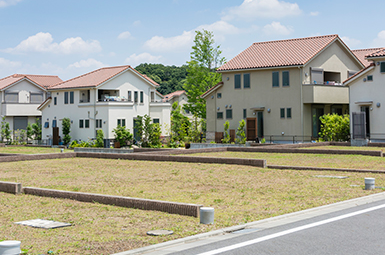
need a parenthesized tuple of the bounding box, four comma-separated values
(76, 152, 267, 168)
(23, 187, 202, 217)
(0, 152, 76, 163)
(268, 165, 385, 174)
(0, 181, 22, 194)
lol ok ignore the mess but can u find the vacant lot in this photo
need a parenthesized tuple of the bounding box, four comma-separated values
(188, 151, 385, 170)
(1, 157, 384, 254)
(0, 146, 69, 154)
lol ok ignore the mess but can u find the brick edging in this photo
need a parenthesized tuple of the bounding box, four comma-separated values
(268, 165, 385, 174)
(0, 181, 22, 194)
(0, 153, 76, 163)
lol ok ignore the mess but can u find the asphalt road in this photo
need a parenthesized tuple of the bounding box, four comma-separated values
(116, 192, 385, 255)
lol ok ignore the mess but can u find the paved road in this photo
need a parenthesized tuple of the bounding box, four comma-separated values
(116, 192, 385, 255)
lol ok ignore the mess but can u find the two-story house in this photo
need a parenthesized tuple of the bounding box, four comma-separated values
(202, 34, 365, 143)
(345, 48, 385, 144)
(0, 74, 62, 131)
(38, 65, 171, 143)
(163, 90, 192, 117)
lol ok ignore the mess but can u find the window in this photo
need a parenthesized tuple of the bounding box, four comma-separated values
(381, 62, 385, 73)
(217, 112, 223, 119)
(243, 109, 247, 119)
(52, 120, 57, 128)
(244, 73, 250, 88)
(44, 122, 49, 128)
(151, 91, 155, 102)
(128, 91, 132, 102)
(282, 71, 290, 86)
(79, 119, 84, 128)
(85, 119, 90, 128)
(367, 75, 373, 81)
(117, 119, 126, 127)
(64, 92, 68, 104)
(54, 97, 57, 105)
(153, 118, 160, 124)
(70, 91, 74, 104)
(287, 108, 292, 118)
(217, 93, 222, 99)
(96, 119, 102, 128)
(134, 91, 138, 103)
(30, 92, 43, 103)
(140, 91, 144, 103)
(226, 109, 233, 119)
(280, 108, 285, 118)
(234, 74, 241, 89)
(272, 72, 279, 87)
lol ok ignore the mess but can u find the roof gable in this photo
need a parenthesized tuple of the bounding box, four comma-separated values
(217, 35, 341, 72)
(0, 74, 62, 91)
(50, 65, 159, 90)
(352, 48, 383, 67)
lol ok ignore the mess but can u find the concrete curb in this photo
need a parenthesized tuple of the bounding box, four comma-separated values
(268, 165, 385, 174)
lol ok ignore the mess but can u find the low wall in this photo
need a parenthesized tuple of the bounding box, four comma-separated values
(76, 152, 267, 168)
(74, 147, 133, 154)
(190, 143, 250, 149)
(0, 181, 22, 194)
(268, 165, 385, 174)
(0, 153, 76, 163)
(133, 148, 175, 153)
(23, 187, 202, 217)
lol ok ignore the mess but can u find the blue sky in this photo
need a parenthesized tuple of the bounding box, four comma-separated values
(1, 0, 385, 80)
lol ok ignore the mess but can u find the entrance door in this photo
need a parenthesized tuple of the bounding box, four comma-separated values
(133, 118, 140, 142)
(246, 118, 257, 141)
(312, 107, 324, 138)
(361, 106, 370, 138)
(257, 112, 264, 138)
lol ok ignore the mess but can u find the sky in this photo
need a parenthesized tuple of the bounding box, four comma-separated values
(1, 0, 385, 81)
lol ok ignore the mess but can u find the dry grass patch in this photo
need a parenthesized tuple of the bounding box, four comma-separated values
(1, 158, 384, 254)
(188, 151, 385, 170)
(0, 146, 70, 154)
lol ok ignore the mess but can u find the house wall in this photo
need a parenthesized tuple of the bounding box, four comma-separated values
(40, 70, 170, 142)
(349, 59, 385, 139)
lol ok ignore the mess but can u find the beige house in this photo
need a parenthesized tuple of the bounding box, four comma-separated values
(163, 90, 192, 117)
(203, 35, 365, 143)
(0, 74, 62, 132)
(345, 48, 385, 144)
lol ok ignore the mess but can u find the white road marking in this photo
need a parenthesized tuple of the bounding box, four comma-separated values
(197, 203, 385, 255)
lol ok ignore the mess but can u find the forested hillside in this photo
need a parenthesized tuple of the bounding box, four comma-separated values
(135, 63, 188, 95)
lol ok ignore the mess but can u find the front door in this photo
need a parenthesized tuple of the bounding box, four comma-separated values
(246, 118, 257, 141)
(312, 106, 324, 138)
(257, 112, 264, 138)
(361, 106, 370, 138)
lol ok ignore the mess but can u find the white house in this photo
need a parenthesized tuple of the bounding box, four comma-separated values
(345, 48, 385, 144)
(163, 90, 193, 117)
(38, 65, 171, 143)
(0, 74, 62, 131)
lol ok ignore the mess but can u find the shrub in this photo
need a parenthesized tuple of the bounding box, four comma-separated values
(62, 118, 71, 145)
(235, 119, 246, 144)
(113, 125, 133, 147)
(95, 129, 104, 147)
(222, 121, 231, 144)
(319, 114, 350, 141)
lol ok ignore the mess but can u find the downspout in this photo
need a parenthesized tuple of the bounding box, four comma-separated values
(299, 66, 304, 142)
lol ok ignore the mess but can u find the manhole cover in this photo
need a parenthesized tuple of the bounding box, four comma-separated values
(147, 230, 174, 236)
(14, 219, 71, 229)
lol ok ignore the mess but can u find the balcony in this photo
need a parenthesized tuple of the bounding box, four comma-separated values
(1, 102, 42, 116)
(302, 84, 349, 104)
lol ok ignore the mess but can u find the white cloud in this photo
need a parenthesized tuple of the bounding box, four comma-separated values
(0, 0, 21, 8)
(263, 22, 293, 35)
(117, 31, 132, 40)
(0, 57, 21, 68)
(125, 52, 162, 66)
(133, 20, 141, 27)
(372, 30, 385, 47)
(341, 36, 361, 48)
(222, 0, 302, 21)
(310, 11, 319, 16)
(4, 32, 102, 55)
(144, 21, 239, 52)
(68, 58, 104, 69)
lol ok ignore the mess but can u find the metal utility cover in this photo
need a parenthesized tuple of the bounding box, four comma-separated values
(14, 219, 71, 229)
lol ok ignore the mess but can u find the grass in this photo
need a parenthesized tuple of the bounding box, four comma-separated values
(187, 151, 385, 170)
(0, 146, 71, 154)
(1, 157, 384, 254)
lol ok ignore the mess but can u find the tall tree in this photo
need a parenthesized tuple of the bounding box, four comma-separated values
(183, 30, 225, 119)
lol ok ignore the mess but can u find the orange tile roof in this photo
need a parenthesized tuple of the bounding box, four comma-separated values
(50, 65, 159, 90)
(343, 62, 375, 84)
(0, 74, 62, 90)
(352, 48, 383, 67)
(201, 82, 223, 98)
(366, 48, 385, 58)
(217, 35, 348, 71)
(162, 90, 186, 102)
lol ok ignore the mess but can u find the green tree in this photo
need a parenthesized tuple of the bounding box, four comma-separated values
(319, 114, 350, 141)
(235, 119, 246, 144)
(1, 117, 11, 144)
(170, 102, 190, 144)
(32, 118, 42, 141)
(183, 29, 225, 118)
(62, 118, 71, 145)
(26, 123, 33, 143)
(113, 125, 133, 147)
(95, 129, 104, 147)
(222, 121, 231, 144)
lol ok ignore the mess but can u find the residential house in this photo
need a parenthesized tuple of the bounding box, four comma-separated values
(38, 65, 171, 144)
(163, 90, 192, 117)
(202, 35, 365, 143)
(344, 48, 385, 144)
(0, 74, 62, 132)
